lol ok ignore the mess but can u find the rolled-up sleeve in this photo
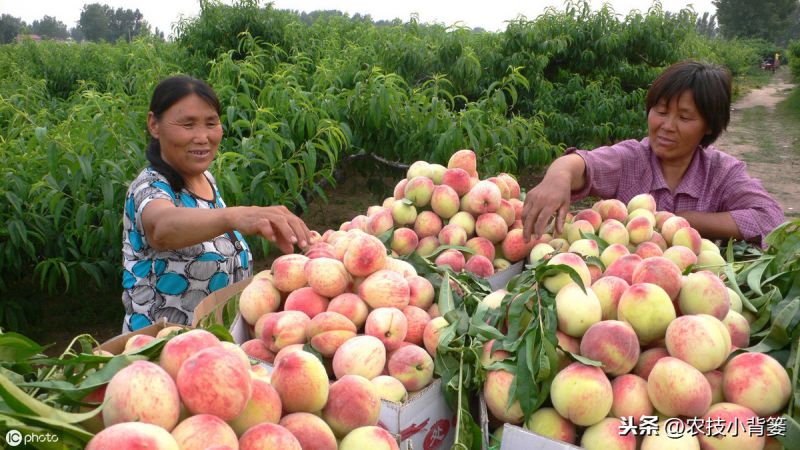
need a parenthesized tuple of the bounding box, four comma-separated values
(720, 162, 786, 244)
(565, 145, 624, 202)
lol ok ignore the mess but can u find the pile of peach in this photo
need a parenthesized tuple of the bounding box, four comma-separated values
(481, 193, 791, 450)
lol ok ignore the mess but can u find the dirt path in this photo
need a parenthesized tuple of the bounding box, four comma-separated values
(714, 68, 799, 216)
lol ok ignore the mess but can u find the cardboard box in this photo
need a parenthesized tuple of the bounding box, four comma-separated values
(96, 318, 187, 354)
(191, 276, 254, 328)
(378, 378, 456, 450)
(500, 423, 584, 450)
(487, 260, 525, 291)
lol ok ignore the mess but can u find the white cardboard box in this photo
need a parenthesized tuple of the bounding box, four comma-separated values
(500, 423, 585, 450)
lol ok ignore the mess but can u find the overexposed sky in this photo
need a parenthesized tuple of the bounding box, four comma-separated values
(3, 0, 717, 38)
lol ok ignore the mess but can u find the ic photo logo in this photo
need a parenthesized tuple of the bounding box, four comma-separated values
(5, 429, 60, 447)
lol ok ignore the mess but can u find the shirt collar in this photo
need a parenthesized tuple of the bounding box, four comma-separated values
(643, 137, 704, 199)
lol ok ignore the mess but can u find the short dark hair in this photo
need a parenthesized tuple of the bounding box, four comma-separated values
(146, 75, 221, 192)
(645, 60, 732, 147)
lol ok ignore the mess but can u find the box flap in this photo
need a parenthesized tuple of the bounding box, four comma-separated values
(191, 276, 254, 327)
(97, 318, 186, 355)
(500, 423, 585, 449)
(488, 260, 525, 291)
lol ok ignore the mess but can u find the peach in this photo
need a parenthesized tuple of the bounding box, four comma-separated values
(383, 256, 417, 278)
(306, 311, 358, 357)
(627, 215, 655, 245)
(306, 241, 337, 259)
(343, 233, 388, 277)
(611, 374, 653, 424)
(647, 356, 712, 417)
(155, 325, 184, 339)
(431, 185, 461, 219)
(239, 423, 302, 450)
(464, 254, 494, 277)
(404, 176, 435, 207)
(339, 426, 399, 450)
(542, 252, 592, 293)
(524, 407, 576, 444)
(462, 180, 502, 215)
(660, 216, 691, 244)
(603, 254, 642, 285)
(496, 199, 516, 226)
(391, 200, 417, 226)
(402, 275, 434, 310)
(627, 208, 657, 228)
(406, 160, 431, 179)
(481, 289, 508, 310)
(239, 276, 282, 324)
(665, 314, 731, 372)
(574, 208, 603, 231)
(365, 307, 408, 349)
(273, 343, 305, 366)
(548, 237, 570, 252)
(271, 350, 330, 413)
(104, 360, 181, 430)
(422, 316, 448, 356)
(722, 310, 750, 348)
(487, 176, 511, 199)
(442, 167, 472, 196)
(159, 329, 221, 380)
(568, 238, 600, 258)
(480, 338, 511, 368)
(435, 248, 466, 272)
(261, 310, 311, 352)
(627, 193, 657, 213)
(600, 244, 630, 267)
(484, 369, 524, 423)
(280, 412, 338, 450)
(596, 199, 628, 223)
(322, 374, 381, 437)
(271, 254, 310, 292)
(305, 257, 350, 298)
(698, 402, 765, 450)
(631, 256, 682, 300)
(634, 347, 669, 380)
(123, 334, 155, 354)
(390, 227, 419, 256)
(333, 335, 386, 379)
(496, 173, 520, 198)
(654, 211, 675, 229)
(722, 352, 791, 416)
(663, 245, 697, 271)
(428, 163, 447, 184)
(358, 269, 410, 309)
(284, 287, 329, 319)
(388, 344, 434, 392)
(580, 417, 637, 450)
(366, 208, 394, 236)
(325, 293, 367, 329)
(550, 362, 613, 426)
(696, 249, 727, 275)
(171, 414, 238, 449)
(494, 257, 511, 271)
(500, 228, 532, 262)
(177, 347, 252, 420)
(414, 210, 443, 238)
(228, 377, 282, 435)
(348, 215, 369, 232)
(580, 320, 640, 375)
(449, 211, 476, 237)
(704, 369, 725, 405)
(635, 241, 663, 258)
(617, 283, 676, 345)
(402, 305, 431, 345)
(555, 283, 603, 337)
(438, 223, 468, 247)
(672, 226, 703, 254)
(566, 219, 596, 243)
(648, 231, 668, 251)
(415, 236, 439, 257)
(466, 236, 496, 261)
(371, 375, 408, 402)
(599, 219, 630, 246)
(529, 243, 555, 263)
(678, 270, 730, 319)
(555, 330, 580, 370)
(448, 149, 478, 175)
(640, 420, 701, 450)
(87, 422, 179, 450)
(591, 276, 629, 320)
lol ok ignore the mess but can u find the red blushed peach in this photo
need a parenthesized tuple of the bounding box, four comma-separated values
(496, 199, 517, 226)
(87, 422, 179, 450)
(171, 414, 238, 449)
(449, 211, 476, 237)
(611, 374, 653, 424)
(466, 236, 496, 261)
(239, 423, 302, 450)
(497, 173, 521, 199)
(654, 210, 675, 230)
(280, 412, 338, 450)
(617, 283, 676, 345)
(79, 384, 107, 433)
(627, 193, 657, 213)
(634, 347, 669, 380)
(423, 316, 449, 356)
(635, 241, 663, 259)
(430, 184, 460, 219)
(159, 329, 221, 380)
(343, 233, 388, 277)
(239, 276, 282, 325)
(306, 311, 358, 357)
(388, 344, 434, 392)
(365, 307, 408, 350)
(305, 242, 337, 260)
(480, 338, 511, 368)
(435, 248, 466, 272)
(591, 276, 629, 320)
(647, 356, 712, 418)
(555, 283, 602, 338)
(438, 223, 468, 247)
(284, 287, 329, 319)
(406, 275, 435, 310)
(660, 215, 691, 244)
(580, 417, 637, 450)
(461, 180, 502, 215)
(550, 363, 613, 427)
(722, 310, 750, 348)
(678, 270, 730, 320)
(427, 303, 440, 318)
(666, 314, 732, 372)
(580, 320, 640, 376)
(599, 219, 630, 246)
(322, 374, 381, 437)
(390, 227, 419, 256)
(177, 347, 252, 421)
(476, 213, 508, 243)
(333, 335, 386, 380)
(366, 208, 394, 236)
(339, 426, 399, 450)
(464, 254, 495, 277)
(123, 334, 155, 354)
(627, 215, 655, 245)
(524, 407, 576, 444)
(698, 403, 765, 450)
(603, 254, 642, 285)
(631, 256, 682, 300)
(487, 176, 511, 199)
(648, 231, 668, 251)
(327, 293, 369, 329)
(704, 369, 725, 405)
(600, 243, 629, 268)
(271, 350, 330, 414)
(568, 238, 600, 258)
(722, 352, 791, 416)
(413, 210, 443, 239)
(596, 199, 628, 223)
(415, 236, 439, 257)
(662, 245, 698, 271)
(393, 178, 409, 199)
(304, 257, 350, 298)
(271, 254, 310, 293)
(672, 226, 703, 254)
(228, 376, 282, 435)
(358, 269, 411, 309)
(402, 305, 431, 345)
(104, 360, 181, 430)
(260, 310, 311, 353)
(574, 208, 603, 231)
(555, 330, 580, 370)
(273, 343, 305, 366)
(484, 369, 524, 424)
(442, 167, 472, 196)
(241, 339, 275, 364)
(566, 219, 596, 243)
(542, 252, 592, 293)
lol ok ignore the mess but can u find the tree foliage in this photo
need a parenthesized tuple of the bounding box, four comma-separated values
(713, 0, 799, 44)
(31, 16, 70, 41)
(0, 14, 28, 44)
(78, 3, 151, 42)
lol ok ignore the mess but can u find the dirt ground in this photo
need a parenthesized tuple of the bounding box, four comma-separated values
(714, 67, 799, 216)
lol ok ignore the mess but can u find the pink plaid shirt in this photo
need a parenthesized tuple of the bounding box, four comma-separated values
(568, 138, 785, 243)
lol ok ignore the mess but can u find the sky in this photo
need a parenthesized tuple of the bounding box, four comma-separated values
(3, 0, 717, 38)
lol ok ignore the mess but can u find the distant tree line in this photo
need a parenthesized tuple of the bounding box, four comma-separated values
(0, 3, 165, 44)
